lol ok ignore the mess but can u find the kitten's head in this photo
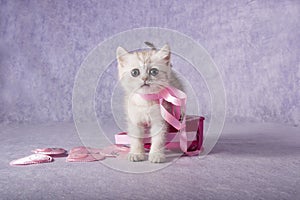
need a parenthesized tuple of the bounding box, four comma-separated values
(116, 44, 171, 94)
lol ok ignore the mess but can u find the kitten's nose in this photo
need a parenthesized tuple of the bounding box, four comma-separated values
(142, 76, 149, 82)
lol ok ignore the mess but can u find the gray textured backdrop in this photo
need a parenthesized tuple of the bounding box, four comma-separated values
(0, 0, 299, 125)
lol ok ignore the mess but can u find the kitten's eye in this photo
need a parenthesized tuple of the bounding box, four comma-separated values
(149, 68, 159, 76)
(131, 69, 140, 77)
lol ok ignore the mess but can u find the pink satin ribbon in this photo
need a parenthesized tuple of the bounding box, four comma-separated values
(140, 87, 200, 156)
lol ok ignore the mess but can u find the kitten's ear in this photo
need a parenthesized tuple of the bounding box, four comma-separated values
(116, 46, 129, 63)
(156, 44, 170, 63)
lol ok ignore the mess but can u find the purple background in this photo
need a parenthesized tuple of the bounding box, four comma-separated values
(0, 0, 299, 125)
(1, 2, 300, 199)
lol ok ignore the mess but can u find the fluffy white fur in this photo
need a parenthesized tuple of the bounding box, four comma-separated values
(116, 44, 183, 163)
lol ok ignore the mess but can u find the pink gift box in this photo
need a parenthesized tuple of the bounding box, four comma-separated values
(115, 115, 204, 154)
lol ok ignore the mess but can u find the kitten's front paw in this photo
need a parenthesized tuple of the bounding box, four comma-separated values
(149, 152, 166, 163)
(128, 153, 146, 162)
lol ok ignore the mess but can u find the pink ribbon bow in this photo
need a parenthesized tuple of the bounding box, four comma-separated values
(140, 86, 200, 156)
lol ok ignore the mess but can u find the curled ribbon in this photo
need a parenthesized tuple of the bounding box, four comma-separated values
(140, 86, 200, 156)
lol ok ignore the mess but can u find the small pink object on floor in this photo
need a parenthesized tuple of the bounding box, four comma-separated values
(66, 145, 130, 162)
(67, 146, 105, 162)
(32, 148, 67, 156)
(67, 151, 105, 162)
(10, 154, 53, 166)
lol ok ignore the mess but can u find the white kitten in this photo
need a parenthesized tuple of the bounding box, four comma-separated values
(116, 44, 183, 163)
